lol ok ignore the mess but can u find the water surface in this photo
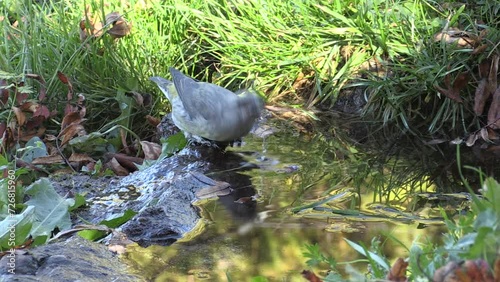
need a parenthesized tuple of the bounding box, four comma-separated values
(125, 126, 456, 281)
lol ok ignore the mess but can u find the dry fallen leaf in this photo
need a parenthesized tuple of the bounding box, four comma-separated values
(59, 123, 86, 147)
(106, 157, 130, 176)
(488, 86, 500, 129)
(104, 153, 143, 173)
(301, 270, 322, 282)
(32, 154, 65, 165)
(146, 115, 160, 127)
(11, 106, 26, 126)
(487, 55, 498, 96)
(474, 78, 489, 115)
(105, 12, 131, 39)
(386, 258, 408, 282)
(61, 111, 83, 130)
(68, 152, 95, 163)
(434, 71, 469, 103)
(140, 140, 161, 160)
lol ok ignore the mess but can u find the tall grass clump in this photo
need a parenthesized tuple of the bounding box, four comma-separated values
(359, 1, 500, 138)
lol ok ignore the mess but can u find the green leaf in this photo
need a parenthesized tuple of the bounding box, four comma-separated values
(68, 194, 86, 212)
(19, 137, 48, 163)
(160, 132, 187, 156)
(25, 178, 74, 240)
(78, 229, 108, 241)
(0, 206, 34, 250)
(100, 209, 137, 228)
(344, 238, 390, 271)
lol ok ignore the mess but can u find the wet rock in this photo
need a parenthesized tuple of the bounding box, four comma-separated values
(0, 236, 142, 281)
(118, 146, 258, 246)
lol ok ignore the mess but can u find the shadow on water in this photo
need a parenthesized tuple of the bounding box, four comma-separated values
(123, 115, 498, 281)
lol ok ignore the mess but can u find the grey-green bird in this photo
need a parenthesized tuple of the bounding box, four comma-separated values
(150, 67, 264, 143)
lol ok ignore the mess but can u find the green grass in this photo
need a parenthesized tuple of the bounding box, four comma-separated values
(0, 0, 450, 134)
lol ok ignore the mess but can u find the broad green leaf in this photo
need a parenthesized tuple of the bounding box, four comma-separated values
(25, 178, 74, 240)
(19, 137, 48, 163)
(0, 206, 34, 250)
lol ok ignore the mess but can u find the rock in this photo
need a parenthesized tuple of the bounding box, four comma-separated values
(0, 236, 142, 281)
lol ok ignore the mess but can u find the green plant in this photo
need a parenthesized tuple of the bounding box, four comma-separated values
(0, 177, 75, 251)
(301, 176, 500, 281)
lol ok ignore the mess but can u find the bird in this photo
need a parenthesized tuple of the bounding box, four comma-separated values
(150, 67, 264, 145)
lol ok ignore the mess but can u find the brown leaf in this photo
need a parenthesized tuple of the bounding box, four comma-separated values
(464, 259, 494, 282)
(105, 153, 143, 172)
(68, 153, 95, 163)
(434, 260, 495, 282)
(57, 71, 69, 84)
(146, 115, 160, 127)
(488, 86, 500, 129)
(474, 78, 490, 115)
(487, 55, 498, 95)
(32, 154, 65, 165)
(479, 59, 491, 78)
(33, 105, 50, 119)
(25, 73, 47, 101)
(105, 12, 131, 39)
(301, 270, 322, 282)
(61, 111, 83, 130)
(479, 128, 495, 143)
(57, 71, 74, 102)
(38, 87, 46, 101)
(127, 91, 144, 107)
(64, 103, 78, 116)
(0, 122, 5, 138)
(106, 157, 130, 176)
(453, 72, 470, 92)
(140, 141, 161, 160)
(386, 258, 408, 282)
(433, 261, 459, 282)
(11, 106, 26, 126)
(120, 129, 131, 155)
(59, 123, 86, 147)
(434, 71, 465, 103)
(19, 101, 35, 112)
(472, 44, 488, 55)
(494, 257, 500, 282)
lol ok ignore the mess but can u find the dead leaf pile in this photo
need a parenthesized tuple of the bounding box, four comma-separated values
(0, 73, 54, 152)
(1, 71, 158, 175)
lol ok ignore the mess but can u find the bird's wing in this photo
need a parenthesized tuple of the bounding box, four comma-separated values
(169, 67, 235, 121)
